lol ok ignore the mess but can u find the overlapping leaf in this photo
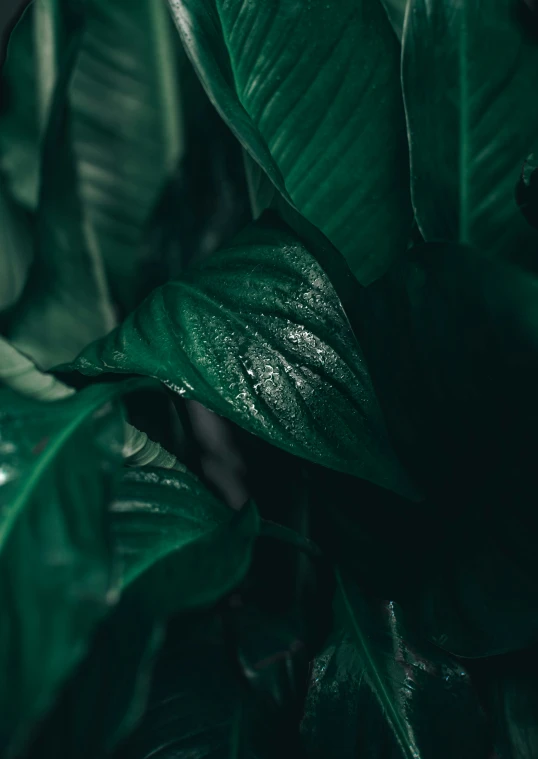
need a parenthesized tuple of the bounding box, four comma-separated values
(330, 572, 490, 759)
(69, 0, 183, 310)
(8, 0, 114, 369)
(67, 214, 418, 500)
(0, 378, 152, 756)
(110, 466, 259, 615)
(169, 0, 412, 284)
(403, 0, 538, 260)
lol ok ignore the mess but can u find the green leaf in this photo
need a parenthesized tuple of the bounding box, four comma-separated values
(0, 2, 42, 210)
(110, 466, 259, 615)
(67, 214, 419, 501)
(0, 0, 83, 210)
(402, 0, 538, 258)
(0, 377, 154, 756)
(114, 612, 306, 759)
(69, 0, 184, 311)
(0, 181, 33, 312)
(332, 571, 490, 759)
(24, 602, 164, 759)
(169, 0, 412, 284)
(8, 1, 115, 369)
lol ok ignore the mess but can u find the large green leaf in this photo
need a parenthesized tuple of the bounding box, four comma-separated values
(110, 466, 259, 615)
(69, 0, 183, 311)
(332, 571, 490, 759)
(67, 214, 419, 500)
(402, 0, 538, 259)
(114, 612, 306, 759)
(0, 377, 153, 757)
(8, 1, 114, 369)
(168, 0, 412, 284)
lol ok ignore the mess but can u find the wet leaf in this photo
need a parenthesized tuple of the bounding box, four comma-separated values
(67, 214, 419, 501)
(330, 572, 490, 759)
(169, 0, 412, 284)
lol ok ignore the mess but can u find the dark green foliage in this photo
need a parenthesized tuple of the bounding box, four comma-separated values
(1, 0, 537, 757)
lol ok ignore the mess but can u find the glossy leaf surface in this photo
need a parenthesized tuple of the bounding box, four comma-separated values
(169, 0, 412, 284)
(115, 613, 305, 759)
(0, 379, 152, 756)
(68, 215, 418, 500)
(69, 0, 183, 310)
(331, 572, 490, 759)
(9, 4, 114, 369)
(110, 466, 259, 614)
(403, 0, 538, 259)
(25, 603, 163, 759)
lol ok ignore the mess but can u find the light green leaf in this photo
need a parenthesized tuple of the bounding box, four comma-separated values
(169, 0, 412, 284)
(402, 0, 538, 258)
(69, 0, 184, 310)
(67, 214, 419, 501)
(0, 376, 154, 757)
(8, 1, 115, 369)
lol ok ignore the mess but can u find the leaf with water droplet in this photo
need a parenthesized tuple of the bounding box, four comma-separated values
(66, 213, 419, 501)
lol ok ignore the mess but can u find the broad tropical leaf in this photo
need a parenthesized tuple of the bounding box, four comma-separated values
(333, 571, 490, 759)
(67, 214, 419, 500)
(69, 0, 183, 311)
(114, 612, 306, 759)
(8, 1, 114, 369)
(0, 377, 154, 756)
(169, 0, 412, 284)
(402, 0, 538, 259)
(110, 466, 259, 614)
